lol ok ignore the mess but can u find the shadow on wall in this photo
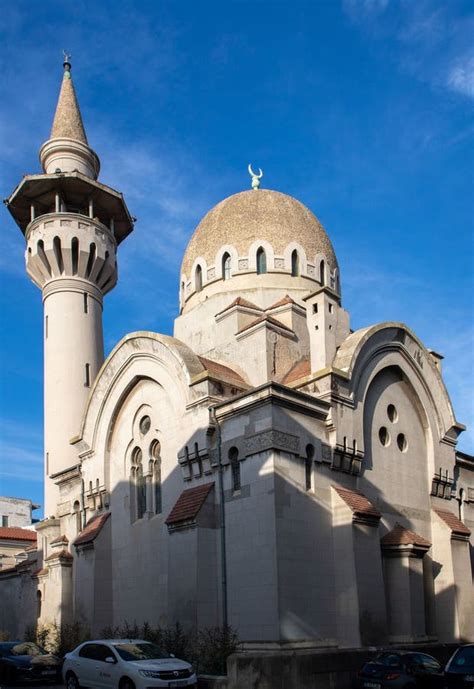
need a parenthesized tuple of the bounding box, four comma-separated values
(63, 408, 467, 650)
(0, 408, 467, 652)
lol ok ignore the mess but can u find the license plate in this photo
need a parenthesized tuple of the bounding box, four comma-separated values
(42, 669, 57, 675)
(169, 681, 189, 688)
(363, 683, 381, 689)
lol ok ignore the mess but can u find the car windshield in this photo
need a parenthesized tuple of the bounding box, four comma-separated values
(452, 647, 474, 670)
(373, 653, 402, 667)
(113, 643, 170, 661)
(1, 642, 46, 657)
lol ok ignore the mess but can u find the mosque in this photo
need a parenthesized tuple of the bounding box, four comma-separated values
(1, 58, 473, 653)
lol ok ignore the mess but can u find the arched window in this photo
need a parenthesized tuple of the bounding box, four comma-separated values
(53, 236, 64, 274)
(73, 500, 81, 535)
(305, 444, 314, 491)
(319, 260, 325, 286)
(195, 265, 203, 292)
(222, 253, 231, 280)
(256, 247, 267, 275)
(229, 447, 240, 492)
(150, 440, 162, 515)
(71, 237, 79, 275)
(291, 249, 299, 277)
(36, 590, 42, 620)
(131, 447, 146, 520)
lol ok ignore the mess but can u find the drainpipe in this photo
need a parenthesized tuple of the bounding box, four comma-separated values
(210, 405, 228, 629)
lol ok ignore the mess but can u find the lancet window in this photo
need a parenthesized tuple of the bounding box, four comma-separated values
(291, 249, 299, 277)
(229, 447, 240, 492)
(195, 264, 203, 292)
(222, 252, 231, 280)
(150, 439, 162, 515)
(305, 444, 314, 491)
(256, 247, 267, 275)
(131, 447, 146, 520)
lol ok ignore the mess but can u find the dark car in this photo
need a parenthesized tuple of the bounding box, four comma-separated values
(0, 641, 62, 685)
(353, 650, 443, 688)
(443, 645, 474, 688)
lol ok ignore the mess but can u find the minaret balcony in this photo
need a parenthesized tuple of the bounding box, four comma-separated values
(5, 169, 133, 245)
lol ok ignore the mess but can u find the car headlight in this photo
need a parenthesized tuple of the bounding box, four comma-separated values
(138, 670, 162, 679)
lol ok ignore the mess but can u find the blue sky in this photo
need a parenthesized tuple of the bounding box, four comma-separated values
(0, 0, 473, 517)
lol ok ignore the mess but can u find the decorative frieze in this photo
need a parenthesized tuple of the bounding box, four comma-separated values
(244, 429, 300, 457)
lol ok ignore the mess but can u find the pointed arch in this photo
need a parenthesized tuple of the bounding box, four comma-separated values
(319, 259, 325, 286)
(195, 264, 203, 292)
(256, 246, 267, 275)
(291, 249, 300, 277)
(222, 252, 231, 280)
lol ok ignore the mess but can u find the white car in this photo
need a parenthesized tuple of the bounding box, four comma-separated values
(62, 639, 197, 689)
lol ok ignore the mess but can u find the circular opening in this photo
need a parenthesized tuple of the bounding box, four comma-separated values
(139, 415, 151, 436)
(397, 433, 408, 452)
(379, 427, 390, 447)
(387, 404, 398, 423)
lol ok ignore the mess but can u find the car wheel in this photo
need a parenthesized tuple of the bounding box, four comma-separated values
(66, 671, 80, 689)
(119, 677, 136, 689)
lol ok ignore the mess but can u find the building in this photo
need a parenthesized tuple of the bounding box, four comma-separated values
(1, 58, 473, 655)
(0, 497, 39, 570)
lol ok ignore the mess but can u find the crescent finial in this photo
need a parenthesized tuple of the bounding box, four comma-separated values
(248, 164, 263, 190)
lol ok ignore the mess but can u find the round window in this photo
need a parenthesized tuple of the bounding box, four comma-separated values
(397, 433, 408, 452)
(139, 415, 151, 435)
(379, 427, 390, 447)
(387, 404, 398, 423)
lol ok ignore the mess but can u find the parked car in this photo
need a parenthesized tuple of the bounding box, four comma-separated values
(353, 650, 444, 688)
(443, 644, 474, 688)
(62, 639, 197, 689)
(0, 641, 62, 684)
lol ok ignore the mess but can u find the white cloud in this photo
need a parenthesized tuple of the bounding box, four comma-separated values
(446, 54, 474, 99)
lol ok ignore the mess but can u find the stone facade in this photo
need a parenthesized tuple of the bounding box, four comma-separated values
(1, 61, 473, 659)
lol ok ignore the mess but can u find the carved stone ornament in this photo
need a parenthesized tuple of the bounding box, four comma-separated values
(244, 429, 300, 457)
(207, 267, 216, 280)
(274, 258, 285, 269)
(238, 258, 249, 271)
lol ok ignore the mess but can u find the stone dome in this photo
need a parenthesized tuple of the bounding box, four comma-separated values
(181, 189, 338, 278)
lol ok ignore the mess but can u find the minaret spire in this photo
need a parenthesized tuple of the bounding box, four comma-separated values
(39, 55, 100, 179)
(6, 56, 133, 514)
(50, 53, 88, 144)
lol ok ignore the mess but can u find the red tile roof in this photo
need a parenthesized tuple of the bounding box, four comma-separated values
(381, 524, 431, 548)
(281, 358, 311, 384)
(333, 486, 381, 521)
(215, 297, 262, 316)
(267, 295, 297, 310)
(73, 512, 110, 547)
(434, 509, 471, 537)
(166, 483, 214, 527)
(198, 356, 248, 388)
(237, 314, 294, 335)
(50, 534, 69, 545)
(31, 567, 48, 577)
(0, 527, 37, 542)
(44, 548, 73, 562)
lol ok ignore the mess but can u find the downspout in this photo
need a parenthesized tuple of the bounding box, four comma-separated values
(210, 405, 228, 628)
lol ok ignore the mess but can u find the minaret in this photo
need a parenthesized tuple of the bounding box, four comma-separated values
(5, 57, 133, 514)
